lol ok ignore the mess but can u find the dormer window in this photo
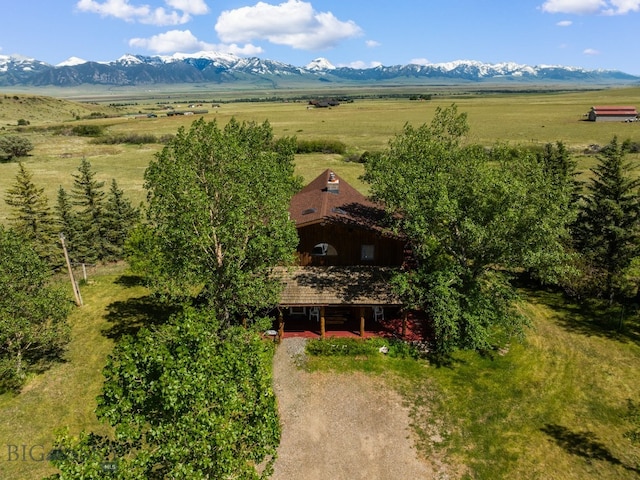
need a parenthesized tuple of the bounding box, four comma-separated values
(311, 243, 338, 256)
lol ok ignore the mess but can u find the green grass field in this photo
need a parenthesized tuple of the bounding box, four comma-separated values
(2, 87, 640, 223)
(1, 87, 640, 478)
(0, 264, 154, 479)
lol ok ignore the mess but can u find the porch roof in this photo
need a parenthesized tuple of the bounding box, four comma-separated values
(275, 266, 402, 307)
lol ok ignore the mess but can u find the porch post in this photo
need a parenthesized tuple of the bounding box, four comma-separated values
(402, 310, 408, 338)
(320, 306, 326, 340)
(277, 309, 284, 343)
(359, 307, 365, 337)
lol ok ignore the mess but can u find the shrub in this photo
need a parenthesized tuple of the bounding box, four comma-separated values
(91, 133, 159, 145)
(0, 135, 34, 160)
(306, 337, 418, 358)
(71, 125, 104, 137)
(296, 138, 347, 154)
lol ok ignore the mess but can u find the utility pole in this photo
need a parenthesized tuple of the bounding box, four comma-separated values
(60, 233, 83, 306)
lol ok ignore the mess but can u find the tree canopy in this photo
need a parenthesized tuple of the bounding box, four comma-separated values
(363, 105, 574, 354)
(0, 226, 70, 389)
(0, 135, 33, 160)
(132, 117, 300, 322)
(49, 308, 279, 479)
(573, 137, 640, 300)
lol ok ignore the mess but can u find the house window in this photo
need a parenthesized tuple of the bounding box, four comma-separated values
(288, 307, 307, 316)
(311, 243, 338, 256)
(361, 244, 375, 261)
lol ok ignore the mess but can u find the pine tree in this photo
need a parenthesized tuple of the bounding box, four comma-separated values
(55, 186, 82, 264)
(4, 163, 57, 265)
(71, 158, 106, 263)
(574, 137, 640, 299)
(102, 179, 139, 261)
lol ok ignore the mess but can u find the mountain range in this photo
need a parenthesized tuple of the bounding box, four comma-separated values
(1, 51, 638, 88)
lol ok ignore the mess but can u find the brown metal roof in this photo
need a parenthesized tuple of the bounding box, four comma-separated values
(289, 169, 398, 236)
(275, 266, 402, 306)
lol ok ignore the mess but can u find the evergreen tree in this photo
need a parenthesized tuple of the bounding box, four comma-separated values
(54, 186, 83, 264)
(4, 163, 57, 266)
(71, 158, 106, 263)
(574, 137, 640, 299)
(537, 141, 581, 204)
(102, 179, 139, 261)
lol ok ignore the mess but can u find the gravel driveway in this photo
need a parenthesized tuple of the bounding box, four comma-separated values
(271, 338, 442, 480)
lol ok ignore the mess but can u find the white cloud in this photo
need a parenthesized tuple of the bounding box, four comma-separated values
(410, 58, 430, 66)
(602, 0, 640, 14)
(366, 40, 381, 48)
(556, 19, 573, 25)
(583, 47, 601, 55)
(130, 29, 211, 51)
(129, 29, 263, 55)
(540, 0, 640, 15)
(76, 0, 207, 25)
(215, 0, 363, 50)
(222, 43, 264, 56)
(165, 0, 208, 15)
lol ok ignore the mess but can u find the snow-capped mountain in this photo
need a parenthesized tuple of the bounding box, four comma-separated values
(0, 52, 637, 87)
(56, 57, 87, 67)
(306, 57, 336, 71)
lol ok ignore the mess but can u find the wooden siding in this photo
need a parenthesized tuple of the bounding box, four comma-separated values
(296, 222, 405, 267)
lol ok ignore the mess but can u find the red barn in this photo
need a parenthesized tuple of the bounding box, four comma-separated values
(588, 106, 638, 122)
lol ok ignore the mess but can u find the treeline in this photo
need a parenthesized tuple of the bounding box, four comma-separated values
(0, 159, 139, 390)
(4, 158, 139, 267)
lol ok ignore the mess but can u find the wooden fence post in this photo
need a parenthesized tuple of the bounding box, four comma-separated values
(60, 233, 83, 306)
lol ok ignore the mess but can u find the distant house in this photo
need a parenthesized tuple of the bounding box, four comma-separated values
(308, 99, 340, 108)
(588, 106, 638, 122)
(275, 170, 410, 338)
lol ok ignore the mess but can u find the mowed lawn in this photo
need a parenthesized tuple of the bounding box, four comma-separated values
(0, 265, 153, 480)
(308, 289, 640, 479)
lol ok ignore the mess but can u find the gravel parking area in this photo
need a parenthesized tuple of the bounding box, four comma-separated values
(271, 338, 444, 480)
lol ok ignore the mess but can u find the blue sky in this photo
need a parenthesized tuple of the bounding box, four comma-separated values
(1, 0, 639, 74)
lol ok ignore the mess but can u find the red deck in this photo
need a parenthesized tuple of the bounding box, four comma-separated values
(273, 311, 429, 341)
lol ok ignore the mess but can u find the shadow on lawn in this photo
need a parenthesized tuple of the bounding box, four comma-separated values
(541, 424, 639, 473)
(525, 287, 640, 345)
(103, 289, 179, 340)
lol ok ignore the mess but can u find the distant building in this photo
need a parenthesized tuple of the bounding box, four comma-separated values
(588, 106, 638, 122)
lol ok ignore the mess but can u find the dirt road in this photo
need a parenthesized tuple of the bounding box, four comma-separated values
(271, 338, 446, 480)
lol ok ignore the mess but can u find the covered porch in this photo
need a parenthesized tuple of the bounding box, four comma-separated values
(273, 266, 426, 340)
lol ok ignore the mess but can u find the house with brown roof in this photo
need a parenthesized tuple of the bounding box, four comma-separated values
(275, 170, 410, 339)
(588, 106, 638, 122)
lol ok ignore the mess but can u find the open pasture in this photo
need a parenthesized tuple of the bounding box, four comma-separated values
(1, 87, 640, 223)
(1, 86, 640, 479)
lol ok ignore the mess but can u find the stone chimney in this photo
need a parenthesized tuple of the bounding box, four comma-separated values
(326, 171, 339, 194)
